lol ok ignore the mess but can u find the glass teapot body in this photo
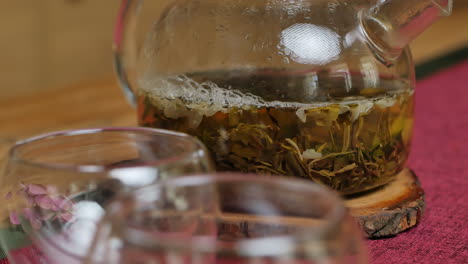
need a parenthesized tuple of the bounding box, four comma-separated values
(116, 0, 417, 195)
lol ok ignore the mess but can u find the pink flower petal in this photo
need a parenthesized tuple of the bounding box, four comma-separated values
(5, 192, 12, 200)
(23, 208, 35, 221)
(41, 212, 55, 221)
(48, 200, 59, 211)
(53, 196, 73, 211)
(59, 212, 73, 222)
(27, 184, 47, 195)
(9, 211, 20, 225)
(35, 195, 54, 210)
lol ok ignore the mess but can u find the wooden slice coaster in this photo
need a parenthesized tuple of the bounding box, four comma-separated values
(215, 168, 424, 240)
(346, 168, 425, 238)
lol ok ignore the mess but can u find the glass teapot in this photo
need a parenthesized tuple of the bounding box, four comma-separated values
(114, 0, 452, 195)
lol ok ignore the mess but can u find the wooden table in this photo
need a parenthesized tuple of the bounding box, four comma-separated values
(0, 79, 136, 159)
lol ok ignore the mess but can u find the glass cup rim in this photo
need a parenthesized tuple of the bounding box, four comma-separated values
(113, 173, 347, 257)
(8, 127, 205, 173)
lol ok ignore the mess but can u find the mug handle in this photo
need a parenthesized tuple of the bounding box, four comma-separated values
(114, 0, 138, 107)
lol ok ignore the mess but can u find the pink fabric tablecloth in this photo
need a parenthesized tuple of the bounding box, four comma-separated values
(2, 61, 467, 264)
(367, 60, 468, 264)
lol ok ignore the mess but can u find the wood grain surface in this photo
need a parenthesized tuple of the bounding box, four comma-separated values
(0, 79, 135, 159)
(346, 169, 425, 237)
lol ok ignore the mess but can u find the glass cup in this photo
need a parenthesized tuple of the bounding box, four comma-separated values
(0, 127, 213, 264)
(88, 173, 368, 263)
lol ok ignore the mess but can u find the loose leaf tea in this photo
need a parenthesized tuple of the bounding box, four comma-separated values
(137, 74, 413, 195)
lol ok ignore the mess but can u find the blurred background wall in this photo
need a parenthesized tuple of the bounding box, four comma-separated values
(0, 0, 467, 99)
(1, 0, 119, 98)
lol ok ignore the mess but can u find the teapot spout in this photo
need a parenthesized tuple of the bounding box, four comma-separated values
(360, 0, 453, 64)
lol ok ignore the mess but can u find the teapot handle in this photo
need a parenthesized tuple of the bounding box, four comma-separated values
(114, 0, 138, 106)
(360, 0, 452, 64)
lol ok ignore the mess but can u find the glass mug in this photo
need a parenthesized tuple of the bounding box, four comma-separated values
(86, 173, 368, 263)
(0, 127, 213, 264)
(114, 0, 451, 195)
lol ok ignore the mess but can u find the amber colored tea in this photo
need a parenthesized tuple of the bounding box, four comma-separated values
(137, 73, 413, 195)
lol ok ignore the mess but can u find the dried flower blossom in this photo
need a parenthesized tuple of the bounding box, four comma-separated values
(6, 183, 74, 229)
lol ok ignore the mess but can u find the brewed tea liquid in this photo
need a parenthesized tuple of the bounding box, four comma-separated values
(137, 71, 413, 194)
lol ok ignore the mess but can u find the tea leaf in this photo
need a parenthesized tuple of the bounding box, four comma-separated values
(139, 89, 413, 195)
(334, 163, 357, 174)
(342, 124, 351, 152)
